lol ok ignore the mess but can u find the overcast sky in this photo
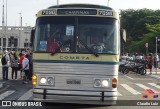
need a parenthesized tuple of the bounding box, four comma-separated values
(0, 0, 160, 26)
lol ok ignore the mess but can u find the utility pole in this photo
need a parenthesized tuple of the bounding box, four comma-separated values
(156, 37, 160, 85)
(19, 12, 22, 50)
(2, 0, 5, 51)
(107, 0, 110, 6)
(6, 0, 7, 28)
(156, 37, 157, 75)
(57, 0, 59, 5)
(5, 0, 7, 50)
(145, 43, 148, 54)
(2, 0, 5, 27)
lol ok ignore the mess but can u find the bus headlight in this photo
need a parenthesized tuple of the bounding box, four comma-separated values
(40, 77, 47, 84)
(94, 79, 110, 88)
(94, 79, 102, 87)
(102, 80, 109, 87)
(47, 77, 54, 85)
(39, 76, 55, 86)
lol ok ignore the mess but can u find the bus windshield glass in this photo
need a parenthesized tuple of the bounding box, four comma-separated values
(34, 16, 119, 54)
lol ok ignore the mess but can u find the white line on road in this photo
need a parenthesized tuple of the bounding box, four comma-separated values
(18, 89, 33, 100)
(0, 90, 15, 100)
(121, 84, 141, 95)
(148, 83, 160, 90)
(136, 83, 154, 91)
(117, 92, 122, 96)
(123, 75, 134, 80)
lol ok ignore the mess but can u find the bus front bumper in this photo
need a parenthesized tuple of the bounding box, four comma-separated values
(33, 88, 117, 105)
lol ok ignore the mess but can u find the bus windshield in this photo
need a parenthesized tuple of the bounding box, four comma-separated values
(34, 16, 119, 54)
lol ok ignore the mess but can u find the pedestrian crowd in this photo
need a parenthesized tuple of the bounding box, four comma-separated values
(120, 52, 160, 74)
(1, 50, 33, 84)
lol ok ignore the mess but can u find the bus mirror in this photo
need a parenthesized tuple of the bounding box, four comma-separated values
(30, 28, 35, 47)
(120, 29, 126, 42)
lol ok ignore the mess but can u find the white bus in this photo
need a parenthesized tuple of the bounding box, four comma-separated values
(31, 4, 125, 105)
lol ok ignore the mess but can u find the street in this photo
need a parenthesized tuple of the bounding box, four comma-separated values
(0, 67, 160, 109)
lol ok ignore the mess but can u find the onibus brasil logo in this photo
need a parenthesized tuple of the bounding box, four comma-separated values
(142, 89, 160, 99)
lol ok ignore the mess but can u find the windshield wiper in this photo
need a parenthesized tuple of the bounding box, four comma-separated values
(51, 39, 71, 56)
(51, 38, 99, 57)
(78, 39, 99, 57)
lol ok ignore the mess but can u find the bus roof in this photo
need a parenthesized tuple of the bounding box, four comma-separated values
(36, 4, 119, 19)
(48, 4, 113, 10)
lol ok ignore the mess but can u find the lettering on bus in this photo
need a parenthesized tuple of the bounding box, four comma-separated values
(42, 10, 56, 15)
(59, 56, 90, 60)
(57, 9, 97, 15)
(67, 79, 81, 84)
(98, 10, 113, 16)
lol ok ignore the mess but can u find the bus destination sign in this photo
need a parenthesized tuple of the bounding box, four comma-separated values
(41, 9, 113, 16)
(42, 10, 56, 15)
(98, 10, 113, 16)
(57, 9, 97, 15)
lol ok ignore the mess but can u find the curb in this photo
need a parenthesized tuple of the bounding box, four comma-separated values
(147, 74, 160, 79)
(147, 74, 160, 86)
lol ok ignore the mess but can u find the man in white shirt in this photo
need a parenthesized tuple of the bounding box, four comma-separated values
(22, 54, 29, 84)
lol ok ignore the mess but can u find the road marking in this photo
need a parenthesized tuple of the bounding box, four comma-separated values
(117, 91, 122, 96)
(135, 83, 157, 92)
(18, 89, 33, 100)
(136, 83, 150, 90)
(0, 90, 15, 100)
(123, 75, 133, 80)
(148, 83, 160, 90)
(121, 84, 141, 95)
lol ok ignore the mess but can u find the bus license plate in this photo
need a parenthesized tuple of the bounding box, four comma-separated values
(66, 79, 81, 84)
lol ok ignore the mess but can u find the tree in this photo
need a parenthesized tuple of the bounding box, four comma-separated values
(120, 9, 160, 53)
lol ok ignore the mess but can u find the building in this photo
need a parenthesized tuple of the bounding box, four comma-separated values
(0, 26, 32, 52)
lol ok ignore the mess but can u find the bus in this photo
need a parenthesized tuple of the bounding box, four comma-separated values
(31, 3, 126, 105)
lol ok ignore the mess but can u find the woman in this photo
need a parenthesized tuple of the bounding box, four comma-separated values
(19, 53, 25, 79)
(147, 53, 154, 74)
(11, 52, 19, 80)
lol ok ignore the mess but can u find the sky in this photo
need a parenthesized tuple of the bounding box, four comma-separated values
(0, 0, 160, 27)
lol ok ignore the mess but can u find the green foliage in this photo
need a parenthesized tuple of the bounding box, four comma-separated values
(121, 9, 160, 53)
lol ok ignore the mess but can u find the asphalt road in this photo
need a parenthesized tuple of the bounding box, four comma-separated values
(0, 71, 160, 109)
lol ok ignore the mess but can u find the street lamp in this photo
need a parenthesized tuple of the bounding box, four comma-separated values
(18, 12, 22, 50)
(145, 43, 148, 54)
(107, 0, 110, 6)
(57, 0, 59, 5)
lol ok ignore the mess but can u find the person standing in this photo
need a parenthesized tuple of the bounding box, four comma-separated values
(19, 53, 25, 79)
(147, 53, 154, 74)
(22, 54, 30, 84)
(1, 50, 10, 80)
(28, 53, 33, 80)
(10, 53, 19, 80)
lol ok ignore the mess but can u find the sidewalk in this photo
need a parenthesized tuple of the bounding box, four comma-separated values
(146, 68, 160, 85)
(0, 66, 21, 89)
(146, 68, 160, 78)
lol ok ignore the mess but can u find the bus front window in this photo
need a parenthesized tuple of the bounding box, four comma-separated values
(34, 17, 75, 52)
(78, 17, 119, 54)
(34, 16, 119, 54)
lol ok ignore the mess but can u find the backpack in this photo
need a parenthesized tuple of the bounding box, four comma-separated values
(1, 55, 7, 65)
(11, 57, 19, 67)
